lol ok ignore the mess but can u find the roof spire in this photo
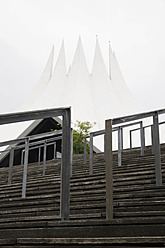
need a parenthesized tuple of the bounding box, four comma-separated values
(41, 45, 54, 83)
(92, 35, 108, 76)
(52, 39, 66, 77)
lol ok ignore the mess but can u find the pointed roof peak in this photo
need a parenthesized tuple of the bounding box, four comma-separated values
(52, 40, 66, 76)
(40, 45, 54, 83)
(96, 35, 99, 44)
(71, 36, 87, 66)
(92, 36, 108, 75)
(78, 35, 82, 42)
(76, 35, 83, 50)
(68, 35, 89, 76)
(95, 35, 102, 52)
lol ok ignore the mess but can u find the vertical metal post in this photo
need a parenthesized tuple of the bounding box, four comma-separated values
(104, 134, 106, 161)
(60, 108, 71, 221)
(118, 127, 122, 166)
(53, 143, 56, 160)
(153, 113, 162, 186)
(70, 129, 73, 177)
(22, 138, 29, 198)
(151, 125, 154, 154)
(121, 127, 123, 152)
(143, 127, 146, 149)
(140, 121, 144, 156)
(105, 119, 113, 220)
(38, 147, 41, 165)
(8, 148, 14, 185)
(21, 150, 24, 166)
(130, 130, 132, 150)
(84, 138, 86, 164)
(43, 141, 47, 176)
(89, 133, 93, 175)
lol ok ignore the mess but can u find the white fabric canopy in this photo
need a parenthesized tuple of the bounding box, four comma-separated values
(0, 37, 144, 154)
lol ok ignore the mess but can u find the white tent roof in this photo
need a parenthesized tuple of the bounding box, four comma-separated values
(0, 37, 144, 153)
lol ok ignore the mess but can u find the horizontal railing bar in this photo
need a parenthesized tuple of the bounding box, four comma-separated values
(159, 121, 165, 125)
(0, 107, 70, 125)
(158, 109, 165, 115)
(0, 138, 26, 147)
(85, 127, 119, 139)
(130, 121, 165, 133)
(90, 129, 105, 137)
(22, 141, 59, 152)
(85, 121, 142, 140)
(112, 110, 161, 125)
(29, 130, 62, 141)
(130, 127, 141, 132)
(118, 120, 142, 129)
(14, 136, 62, 150)
(0, 130, 62, 148)
(0, 136, 62, 153)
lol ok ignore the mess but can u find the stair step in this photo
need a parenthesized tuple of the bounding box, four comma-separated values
(17, 236, 165, 245)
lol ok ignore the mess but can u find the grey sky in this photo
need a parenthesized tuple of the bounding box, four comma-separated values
(0, 0, 165, 113)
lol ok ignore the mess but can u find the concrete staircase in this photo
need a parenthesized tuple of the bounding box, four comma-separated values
(0, 145, 165, 247)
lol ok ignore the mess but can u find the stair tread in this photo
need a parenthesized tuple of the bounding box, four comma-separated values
(17, 236, 165, 244)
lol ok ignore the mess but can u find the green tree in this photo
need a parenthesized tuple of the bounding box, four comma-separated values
(73, 120, 96, 154)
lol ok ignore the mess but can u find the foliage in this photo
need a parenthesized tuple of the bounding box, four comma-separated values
(50, 123, 62, 132)
(50, 121, 96, 155)
(73, 120, 96, 154)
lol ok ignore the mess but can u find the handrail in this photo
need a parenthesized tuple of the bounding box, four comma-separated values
(1, 131, 63, 187)
(0, 130, 62, 149)
(20, 136, 62, 177)
(0, 107, 71, 221)
(130, 121, 165, 152)
(105, 107, 165, 220)
(84, 121, 144, 170)
(0, 130, 62, 152)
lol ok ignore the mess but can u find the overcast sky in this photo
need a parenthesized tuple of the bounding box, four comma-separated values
(0, 0, 165, 114)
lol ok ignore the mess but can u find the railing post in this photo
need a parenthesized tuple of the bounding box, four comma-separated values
(105, 119, 113, 220)
(70, 129, 73, 177)
(38, 147, 41, 165)
(151, 125, 154, 154)
(89, 133, 93, 174)
(104, 134, 106, 160)
(118, 127, 122, 166)
(8, 148, 14, 185)
(43, 141, 47, 176)
(153, 113, 162, 186)
(21, 150, 24, 166)
(121, 127, 123, 152)
(53, 143, 56, 160)
(130, 130, 132, 150)
(60, 108, 71, 221)
(140, 121, 144, 156)
(84, 138, 87, 164)
(22, 138, 29, 198)
(143, 127, 146, 149)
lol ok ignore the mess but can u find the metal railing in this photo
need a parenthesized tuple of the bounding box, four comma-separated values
(105, 108, 165, 220)
(84, 121, 144, 172)
(0, 107, 71, 221)
(20, 134, 62, 173)
(130, 121, 165, 153)
(0, 129, 63, 189)
(1, 106, 165, 222)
